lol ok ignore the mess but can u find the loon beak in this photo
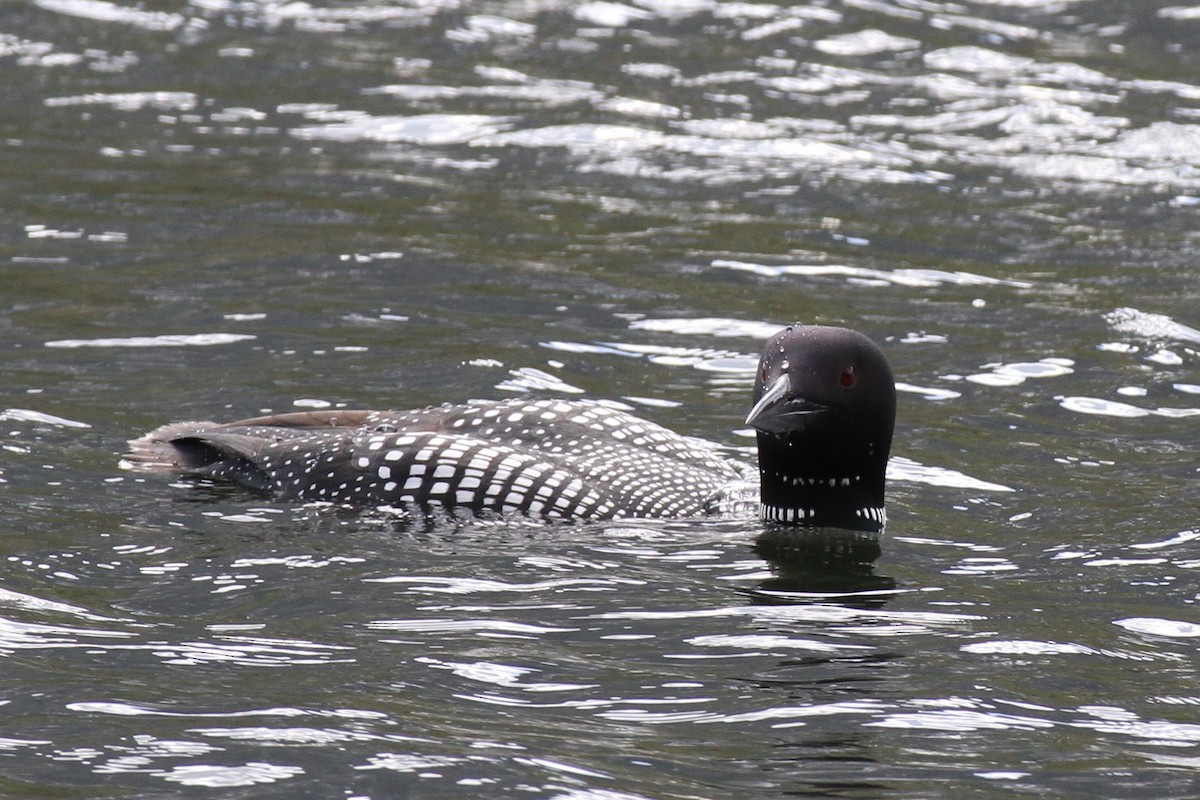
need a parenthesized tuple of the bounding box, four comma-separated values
(745, 373, 828, 434)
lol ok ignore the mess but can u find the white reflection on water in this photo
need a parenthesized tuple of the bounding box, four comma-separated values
(19, 0, 1200, 193)
(685, 633, 870, 654)
(1114, 617, 1200, 639)
(33, 0, 185, 31)
(68, 701, 385, 720)
(895, 382, 961, 400)
(1059, 396, 1200, 419)
(0, 592, 353, 666)
(965, 358, 1074, 387)
(45, 91, 198, 110)
(590, 603, 983, 632)
(279, 33, 1200, 187)
(417, 655, 598, 692)
(941, 556, 1019, 576)
(367, 619, 578, 636)
(961, 639, 1159, 661)
(365, 574, 639, 594)
(1129, 530, 1200, 551)
(2, 619, 354, 666)
(628, 316, 786, 338)
(357, 752, 474, 773)
(497, 367, 586, 395)
(0, 408, 91, 429)
(64, 733, 305, 787)
(712, 259, 1034, 288)
(194, 726, 415, 745)
(0, 586, 122, 622)
(44, 333, 255, 348)
(1043, 306, 1200, 418)
(1073, 708, 1200, 744)
(962, 640, 1099, 656)
(0, 616, 135, 652)
(367, 79, 601, 108)
(157, 761, 305, 787)
(599, 698, 886, 727)
(814, 30, 919, 57)
(887, 457, 1013, 493)
(152, 636, 355, 667)
(292, 113, 514, 145)
(1106, 307, 1200, 345)
(869, 705, 1056, 732)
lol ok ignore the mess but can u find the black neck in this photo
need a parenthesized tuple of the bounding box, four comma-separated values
(755, 431, 887, 531)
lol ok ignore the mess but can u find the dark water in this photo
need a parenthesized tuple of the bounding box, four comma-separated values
(3, 1, 1200, 797)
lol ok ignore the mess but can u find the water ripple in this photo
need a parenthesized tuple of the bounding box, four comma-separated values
(192, 726, 412, 746)
(367, 619, 578, 636)
(293, 112, 513, 145)
(367, 79, 601, 109)
(45, 91, 198, 110)
(152, 635, 355, 667)
(417, 656, 598, 692)
(961, 639, 1159, 662)
(22, 0, 1200, 192)
(685, 633, 871, 654)
(1113, 617, 1200, 639)
(696, 698, 889, 727)
(366, 575, 639, 594)
(1058, 396, 1200, 419)
(68, 701, 385, 720)
(627, 316, 786, 339)
(887, 457, 1013, 493)
(0, 616, 135, 653)
(965, 358, 1074, 387)
(496, 367, 586, 395)
(1105, 307, 1200, 346)
(33, 0, 185, 31)
(591, 603, 983, 633)
(1129, 530, 1200, 551)
(712, 259, 1032, 288)
(869, 706, 1056, 732)
(157, 762, 305, 787)
(45, 333, 255, 348)
(0, 408, 92, 428)
(0, 586, 123, 622)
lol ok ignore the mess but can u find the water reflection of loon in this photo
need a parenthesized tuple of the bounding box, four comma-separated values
(749, 526, 896, 607)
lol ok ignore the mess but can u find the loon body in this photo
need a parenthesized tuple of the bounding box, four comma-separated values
(126, 325, 895, 526)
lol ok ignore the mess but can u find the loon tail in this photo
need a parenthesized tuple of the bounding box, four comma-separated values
(123, 411, 378, 471)
(123, 422, 217, 470)
(122, 422, 274, 491)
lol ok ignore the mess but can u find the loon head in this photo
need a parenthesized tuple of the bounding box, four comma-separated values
(746, 324, 896, 529)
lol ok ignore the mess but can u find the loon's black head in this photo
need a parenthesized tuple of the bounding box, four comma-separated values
(746, 324, 896, 529)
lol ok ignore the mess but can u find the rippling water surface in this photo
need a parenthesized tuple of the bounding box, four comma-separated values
(4, 1, 1200, 797)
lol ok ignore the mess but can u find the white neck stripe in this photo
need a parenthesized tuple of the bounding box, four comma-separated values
(759, 504, 885, 525)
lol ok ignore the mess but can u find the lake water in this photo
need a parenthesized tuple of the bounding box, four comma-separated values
(3, 1, 1200, 797)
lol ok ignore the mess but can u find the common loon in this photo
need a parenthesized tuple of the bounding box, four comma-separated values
(125, 324, 895, 527)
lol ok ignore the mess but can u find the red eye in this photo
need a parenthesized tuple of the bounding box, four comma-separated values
(840, 366, 856, 388)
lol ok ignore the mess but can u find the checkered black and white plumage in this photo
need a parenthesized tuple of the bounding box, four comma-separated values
(127, 399, 754, 520)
